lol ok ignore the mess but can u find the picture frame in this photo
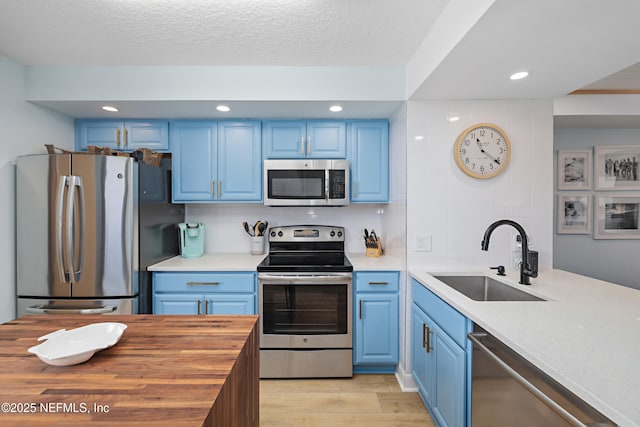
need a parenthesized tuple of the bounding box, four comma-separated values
(558, 150, 592, 190)
(557, 194, 591, 234)
(594, 145, 640, 190)
(594, 193, 640, 239)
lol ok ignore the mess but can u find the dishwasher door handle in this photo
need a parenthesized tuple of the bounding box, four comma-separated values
(468, 332, 593, 427)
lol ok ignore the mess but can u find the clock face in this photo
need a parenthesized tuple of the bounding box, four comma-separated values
(454, 123, 511, 179)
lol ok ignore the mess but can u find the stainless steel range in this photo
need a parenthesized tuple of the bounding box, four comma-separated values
(257, 225, 353, 378)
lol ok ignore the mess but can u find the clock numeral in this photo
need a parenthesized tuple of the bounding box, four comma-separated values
(471, 163, 476, 169)
(461, 148, 466, 155)
(480, 130, 486, 137)
(489, 163, 494, 169)
(464, 139, 470, 146)
(480, 166, 485, 173)
(465, 157, 470, 164)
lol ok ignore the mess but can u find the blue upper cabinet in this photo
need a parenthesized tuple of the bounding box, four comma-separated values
(263, 120, 346, 158)
(172, 120, 262, 203)
(348, 120, 389, 203)
(75, 120, 169, 151)
(217, 121, 262, 201)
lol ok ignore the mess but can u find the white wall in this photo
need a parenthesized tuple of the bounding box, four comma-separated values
(406, 100, 554, 272)
(0, 53, 74, 323)
(554, 127, 640, 290)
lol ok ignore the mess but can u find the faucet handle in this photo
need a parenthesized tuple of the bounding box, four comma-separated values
(490, 265, 506, 276)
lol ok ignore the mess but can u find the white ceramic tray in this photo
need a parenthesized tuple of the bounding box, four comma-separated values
(28, 322, 127, 366)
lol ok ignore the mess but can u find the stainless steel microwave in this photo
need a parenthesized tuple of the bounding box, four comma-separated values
(264, 159, 349, 206)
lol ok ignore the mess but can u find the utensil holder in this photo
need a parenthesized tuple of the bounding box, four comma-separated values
(365, 237, 383, 257)
(250, 236, 265, 255)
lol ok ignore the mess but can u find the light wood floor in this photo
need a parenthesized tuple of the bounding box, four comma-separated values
(260, 374, 436, 427)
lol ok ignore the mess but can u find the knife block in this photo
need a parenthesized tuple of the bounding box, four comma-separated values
(365, 238, 383, 257)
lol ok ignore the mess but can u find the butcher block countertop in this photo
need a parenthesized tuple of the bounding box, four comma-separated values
(0, 315, 259, 426)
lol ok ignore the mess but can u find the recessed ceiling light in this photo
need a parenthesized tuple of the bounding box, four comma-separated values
(216, 105, 230, 112)
(102, 105, 118, 112)
(414, 135, 425, 141)
(510, 71, 529, 80)
(329, 105, 343, 112)
(447, 115, 461, 123)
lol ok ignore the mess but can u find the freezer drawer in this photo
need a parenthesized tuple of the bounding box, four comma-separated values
(17, 298, 137, 317)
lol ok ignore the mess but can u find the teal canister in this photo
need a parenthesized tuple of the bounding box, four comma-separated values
(178, 223, 205, 258)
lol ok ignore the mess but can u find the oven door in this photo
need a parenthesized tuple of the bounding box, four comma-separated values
(258, 273, 352, 349)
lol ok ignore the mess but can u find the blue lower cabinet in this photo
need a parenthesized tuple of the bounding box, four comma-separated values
(411, 279, 472, 427)
(152, 272, 257, 315)
(353, 271, 399, 373)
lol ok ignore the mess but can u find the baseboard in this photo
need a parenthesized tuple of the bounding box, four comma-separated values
(395, 364, 417, 392)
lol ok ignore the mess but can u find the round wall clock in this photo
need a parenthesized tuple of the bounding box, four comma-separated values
(453, 123, 511, 179)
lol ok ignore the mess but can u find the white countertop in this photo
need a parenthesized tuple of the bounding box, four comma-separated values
(148, 253, 402, 272)
(409, 268, 640, 427)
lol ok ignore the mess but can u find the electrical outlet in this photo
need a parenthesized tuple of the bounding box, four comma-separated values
(415, 234, 432, 252)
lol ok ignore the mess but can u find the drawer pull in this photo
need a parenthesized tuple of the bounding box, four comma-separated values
(187, 281, 221, 286)
(368, 281, 389, 285)
(425, 326, 433, 353)
(205, 300, 209, 315)
(197, 300, 201, 315)
(359, 300, 363, 319)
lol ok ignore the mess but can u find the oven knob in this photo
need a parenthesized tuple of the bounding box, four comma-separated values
(278, 231, 283, 237)
(330, 231, 335, 237)
(337, 231, 343, 237)
(270, 231, 276, 237)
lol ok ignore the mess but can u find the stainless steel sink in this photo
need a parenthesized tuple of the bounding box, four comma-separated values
(432, 275, 545, 301)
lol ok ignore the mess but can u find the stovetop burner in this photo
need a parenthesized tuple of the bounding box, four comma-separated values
(256, 225, 352, 273)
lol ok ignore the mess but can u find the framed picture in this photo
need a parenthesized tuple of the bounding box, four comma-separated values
(594, 193, 640, 239)
(594, 145, 640, 190)
(558, 150, 592, 190)
(557, 194, 591, 234)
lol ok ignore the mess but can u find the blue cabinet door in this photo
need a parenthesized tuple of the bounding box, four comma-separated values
(76, 120, 123, 150)
(348, 120, 389, 203)
(431, 321, 466, 427)
(124, 121, 169, 151)
(306, 121, 346, 158)
(354, 293, 399, 365)
(264, 120, 346, 158)
(153, 293, 201, 315)
(171, 121, 217, 202)
(263, 121, 306, 158)
(217, 121, 262, 201)
(412, 304, 434, 403)
(204, 293, 256, 315)
(76, 120, 169, 151)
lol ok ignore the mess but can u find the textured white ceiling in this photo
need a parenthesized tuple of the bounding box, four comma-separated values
(0, 0, 448, 66)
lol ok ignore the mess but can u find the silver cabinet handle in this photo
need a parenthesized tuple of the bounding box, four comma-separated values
(218, 180, 221, 198)
(353, 181, 357, 198)
(26, 305, 116, 314)
(123, 127, 128, 148)
(187, 281, 221, 286)
(301, 137, 305, 155)
(307, 137, 311, 155)
(212, 179, 216, 198)
(115, 128, 121, 147)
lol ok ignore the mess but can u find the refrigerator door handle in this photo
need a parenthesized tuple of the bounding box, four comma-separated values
(26, 305, 117, 315)
(55, 176, 68, 283)
(65, 175, 85, 284)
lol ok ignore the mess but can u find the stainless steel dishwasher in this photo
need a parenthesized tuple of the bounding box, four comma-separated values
(468, 328, 616, 427)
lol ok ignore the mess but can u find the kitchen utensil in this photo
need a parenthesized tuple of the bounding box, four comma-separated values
(257, 222, 267, 236)
(254, 221, 263, 237)
(243, 221, 253, 236)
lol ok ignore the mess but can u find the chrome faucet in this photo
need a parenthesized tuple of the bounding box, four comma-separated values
(481, 219, 538, 285)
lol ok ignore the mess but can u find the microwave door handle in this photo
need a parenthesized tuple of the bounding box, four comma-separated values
(325, 169, 330, 201)
(55, 176, 68, 283)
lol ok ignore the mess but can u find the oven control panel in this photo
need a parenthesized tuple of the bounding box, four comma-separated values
(268, 225, 345, 242)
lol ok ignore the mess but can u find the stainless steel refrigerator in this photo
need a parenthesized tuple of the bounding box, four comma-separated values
(16, 153, 184, 316)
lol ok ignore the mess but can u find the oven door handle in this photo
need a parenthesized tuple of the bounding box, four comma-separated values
(258, 273, 351, 283)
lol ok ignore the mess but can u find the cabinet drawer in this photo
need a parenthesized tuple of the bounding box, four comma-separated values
(411, 279, 468, 348)
(154, 272, 256, 293)
(355, 271, 399, 292)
